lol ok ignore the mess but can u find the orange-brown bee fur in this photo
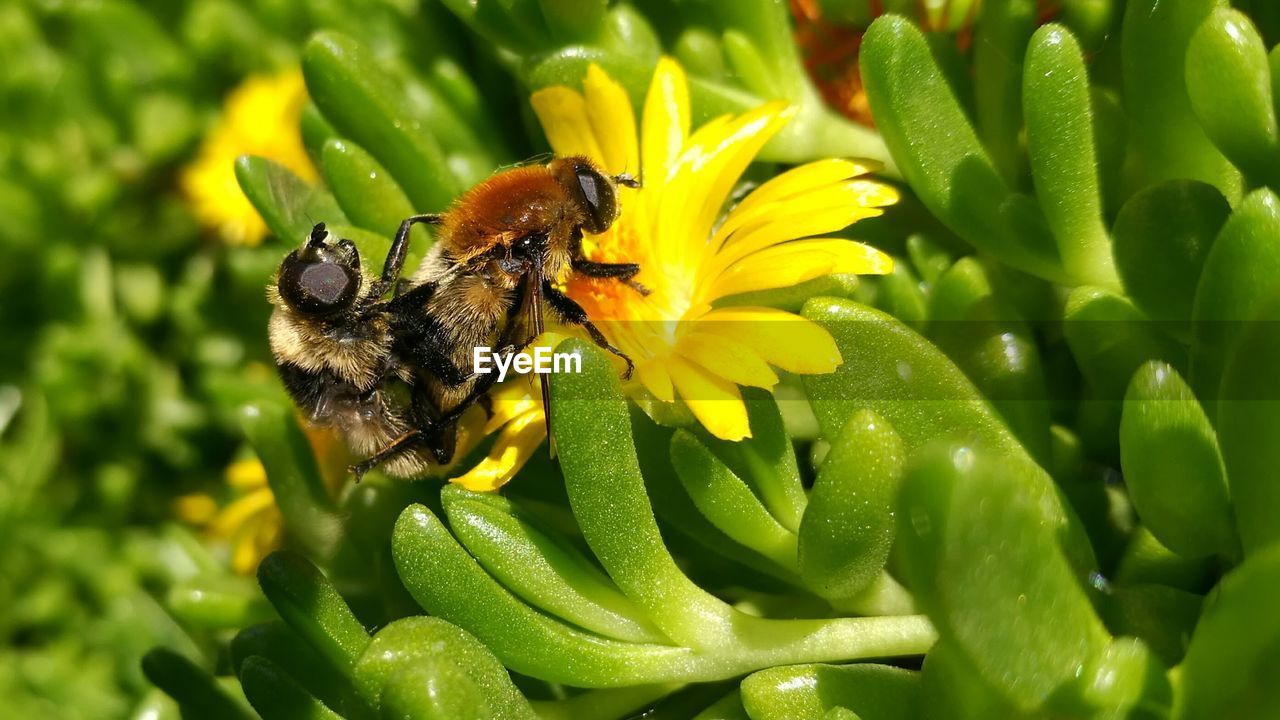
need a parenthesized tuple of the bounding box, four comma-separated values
(349, 155, 644, 477)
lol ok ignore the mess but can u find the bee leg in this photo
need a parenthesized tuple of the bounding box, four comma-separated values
(541, 279, 635, 379)
(367, 213, 443, 299)
(477, 394, 494, 419)
(349, 430, 423, 482)
(426, 423, 457, 465)
(572, 258, 650, 296)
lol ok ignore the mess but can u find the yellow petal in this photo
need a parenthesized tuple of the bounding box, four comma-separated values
(452, 411, 547, 492)
(667, 356, 752, 441)
(710, 179, 900, 272)
(730, 159, 874, 218)
(704, 239, 894, 301)
(652, 103, 795, 277)
(174, 494, 218, 525)
(210, 488, 276, 539)
(699, 307, 843, 375)
(641, 57, 690, 186)
(530, 86, 605, 163)
(231, 511, 274, 575)
(714, 159, 866, 251)
(226, 457, 267, 490)
(636, 358, 675, 402)
(583, 64, 639, 176)
(676, 331, 779, 389)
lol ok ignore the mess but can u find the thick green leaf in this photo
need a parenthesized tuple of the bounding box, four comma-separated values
(352, 617, 537, 718)
(671, 430, 797, 568)
(303, 32, 460, 213)
(319, 139, 417, 240)
(972, 0, 1037, 184)
(241, 402, 342, 559)
(1191, 188, 1280, 410)
(256, 551, 369, 674)
(1186, 8, 1280, 187)
(1062, 638, 1170, 719)
(693, 389, 807, 534)
(919, 640, 1028, 720)
(1122, 0, 1241, 199)
(1113, 181, 1230, 335)
(1120, 361, 1238, 560)
(1064, 287, 1186, 403)
(441, 486, 664, 644)
(391, 503, 701, 687)
(549, 340, 935, 668)
(896, 441, 1110, 711)
(140, 648, 254, 720)
(740, 664, 919, 720)
(1024, 24, 1118, 289)
(240, 656, 343, 720)
(861, 15, 1063, 282)
(1217, 295, 1280, 555)
(231, 623, 373, 720)
(1179, 546, 1280, 717)
(1097, 585, 1203, 668)
(235, 156, 347, 244)
(798, 410, 905, 602)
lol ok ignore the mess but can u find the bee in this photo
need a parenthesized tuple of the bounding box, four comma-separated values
(267, 221, 464, 479)
(349, 154, 644, 477)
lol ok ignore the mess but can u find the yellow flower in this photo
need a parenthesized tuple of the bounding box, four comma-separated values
(451, 378, 549, 493)
(443, 60, 896, 492)
(181, 69, 316, 246)
(532, 58, 897, 441)
(175, 458, 282, 575)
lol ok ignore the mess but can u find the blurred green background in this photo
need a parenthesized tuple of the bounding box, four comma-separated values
(6, 0, 1280, 718)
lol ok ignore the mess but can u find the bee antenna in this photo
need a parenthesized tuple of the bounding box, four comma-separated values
(614, 172, 641, 189)
(308, 222, 328, 248)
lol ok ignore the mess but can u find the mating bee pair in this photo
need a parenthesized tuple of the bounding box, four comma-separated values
(267, 156, 642, 480)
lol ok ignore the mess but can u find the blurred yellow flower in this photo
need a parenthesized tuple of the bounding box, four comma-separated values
(175, 458, 281, 576)
(181, 69, 316, 246)
(531, 58, 897, 441)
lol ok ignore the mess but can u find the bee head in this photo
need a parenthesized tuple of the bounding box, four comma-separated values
(553, 157, 637, 234)
(277, 223, 362, 316)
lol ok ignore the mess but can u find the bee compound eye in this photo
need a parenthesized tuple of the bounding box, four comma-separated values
(280, 257, 359, 314)
(574, 164, 617, 233)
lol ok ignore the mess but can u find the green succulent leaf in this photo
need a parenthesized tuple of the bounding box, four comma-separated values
(1120, 361, 1238, 561)
(440, 486, 664, 644)
(1179, 545, 1280, 717)
(302, 31, 461, 213)
(670, 429, 798, 569)
(231, 623, 373, 720)
(739, 664, 920, 720)
(241, 403, 343, 560)
(972, 0, 1036, 184)
(256, 551, 369, 675)
(235, 156, 347, 243)
(140, 648, 255, 720)
(1112, 180, 1230, 335)
(1023, 24, 1118, 289)
(896, 441, 1110, 712)
(1186, 8, 1280, 188)
(352, 617, 537, 718)
(1122, 0, 1242, 199)
(240, 655, 343, 720)
(319, 139, 418, 240)
(1217, 295, 1280, 556)
(798, 409, 905, 602)
(861, 15, 1064, 283)
(1191, 188, 1280, 411)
